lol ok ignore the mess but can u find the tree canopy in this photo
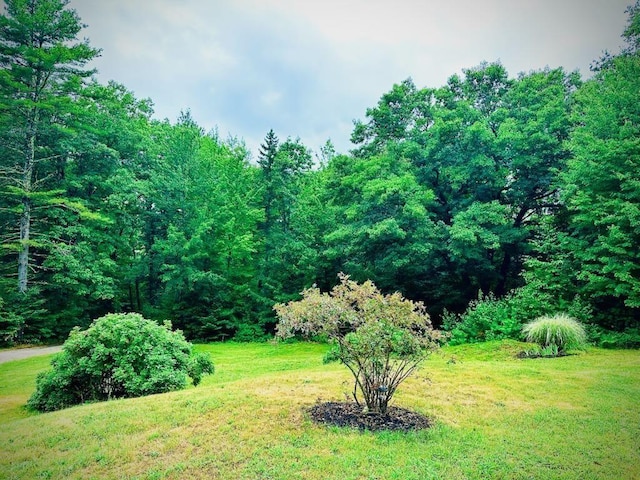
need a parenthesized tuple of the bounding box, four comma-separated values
(0, 0, 638, 345)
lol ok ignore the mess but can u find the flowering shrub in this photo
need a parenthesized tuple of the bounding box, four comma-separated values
(275, 274, 440, 414)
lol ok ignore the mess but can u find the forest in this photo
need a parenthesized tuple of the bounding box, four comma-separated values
(1, 0, 638, 346)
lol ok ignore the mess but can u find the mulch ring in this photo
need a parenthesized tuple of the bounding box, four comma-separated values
(308, 401, 432, 432)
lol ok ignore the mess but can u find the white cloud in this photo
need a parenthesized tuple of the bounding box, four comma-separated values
(65, 0, 631, 155)
(260, 90, 283, 108)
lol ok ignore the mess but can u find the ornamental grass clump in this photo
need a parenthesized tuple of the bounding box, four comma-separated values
(522, 313, 587, 356)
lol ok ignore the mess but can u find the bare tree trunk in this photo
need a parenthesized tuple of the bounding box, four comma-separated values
(17, 196, 31, 293)
(17, 109, 37, 294)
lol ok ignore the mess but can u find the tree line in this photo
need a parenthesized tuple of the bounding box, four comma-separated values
(1, 0, 638, 344)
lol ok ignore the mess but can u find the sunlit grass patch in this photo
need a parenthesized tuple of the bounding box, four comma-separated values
(1, 341, 639, 479)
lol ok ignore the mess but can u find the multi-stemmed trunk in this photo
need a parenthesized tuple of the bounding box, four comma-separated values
(341, 344, 423, 415)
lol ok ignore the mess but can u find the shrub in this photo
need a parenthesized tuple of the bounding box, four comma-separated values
(275, 273, 441, 414)
(0, 296, 23, 344)
(444, 287, 592, 346)
(521, 313, 587, 355)
(586, 326, 640, 349)
(28, 313, 214, 412)
(233, 323, 270, 342)
(443, 289, 547, 345)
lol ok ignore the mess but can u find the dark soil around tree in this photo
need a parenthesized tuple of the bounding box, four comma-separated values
(308, 401, 432, 432)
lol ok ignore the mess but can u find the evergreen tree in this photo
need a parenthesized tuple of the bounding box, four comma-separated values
(256, 130, 315, 325)
(0, 0, 100, 294)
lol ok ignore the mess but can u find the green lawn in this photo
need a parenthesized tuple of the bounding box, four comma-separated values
(1, 341, 639, 479)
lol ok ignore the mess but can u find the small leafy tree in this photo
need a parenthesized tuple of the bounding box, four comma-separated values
(28, 313, 214, 412)
(275, 274, 440, 414)
(522, 313, 587, 356)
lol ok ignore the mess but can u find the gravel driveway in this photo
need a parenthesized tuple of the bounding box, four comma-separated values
(0, 346, 62, 364)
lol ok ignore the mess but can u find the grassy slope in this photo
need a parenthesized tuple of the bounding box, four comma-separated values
(0, 341, 639, 480)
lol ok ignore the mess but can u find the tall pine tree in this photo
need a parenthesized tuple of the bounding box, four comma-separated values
(0, 0, 100, 294)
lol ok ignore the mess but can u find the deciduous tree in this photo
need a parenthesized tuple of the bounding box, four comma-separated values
(275, 274, 440, 414)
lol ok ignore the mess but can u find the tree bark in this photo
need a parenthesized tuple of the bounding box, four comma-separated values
(17, 109, 38, 294)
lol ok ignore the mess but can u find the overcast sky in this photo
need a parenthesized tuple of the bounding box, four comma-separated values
(65, 0, 632, 157)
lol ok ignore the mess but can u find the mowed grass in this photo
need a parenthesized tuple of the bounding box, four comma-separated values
(1, 341, 639, 480)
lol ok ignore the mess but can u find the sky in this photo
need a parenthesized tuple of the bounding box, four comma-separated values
(58, 1, 634, 157)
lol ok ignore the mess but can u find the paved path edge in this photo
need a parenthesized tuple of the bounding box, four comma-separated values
(0, 346, 63, 364)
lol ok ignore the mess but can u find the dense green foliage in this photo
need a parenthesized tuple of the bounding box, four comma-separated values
(275, 274, 439, 413)
(522, 313, 587, 356)
(444, 290, 543, 346)
(27, 313, 213, 411)
(443, 284, 592, 346)
(0, 1, 638, 345)
(0, 0, 101, 301)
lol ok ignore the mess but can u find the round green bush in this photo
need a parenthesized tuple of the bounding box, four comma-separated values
(28, 313, 213, 412)
(522, 313, 587, 354)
